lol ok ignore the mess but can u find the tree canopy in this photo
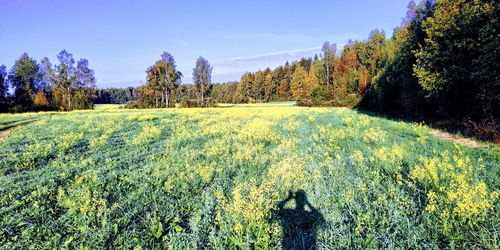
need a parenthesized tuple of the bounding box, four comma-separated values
(1, 50, 97, 112)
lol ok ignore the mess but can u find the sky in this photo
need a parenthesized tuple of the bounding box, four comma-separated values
(0, 0, 411, 88)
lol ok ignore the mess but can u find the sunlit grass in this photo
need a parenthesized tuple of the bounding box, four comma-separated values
(93, 104, 124, 110)
(217, 101, 297, 108)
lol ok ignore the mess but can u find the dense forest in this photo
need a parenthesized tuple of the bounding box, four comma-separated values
(1, 0, 498, 140)
(95, 87, 136, 104)
(209, 0, 498, 128)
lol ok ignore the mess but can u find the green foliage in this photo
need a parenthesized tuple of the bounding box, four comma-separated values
(414, 0, 499, 120)
(192, 57, 213, 103)
(362, 1, 433, 117)
(360, 0, 499, 141)
(0, 104, 498, 248)
(210, 82, 238, 103)
(136, 52, 182, 108)
(8, 53, 40, 112)
(1, 50, 97, 113)
(214, 33, 390, 108)
(177, 99, 217, 108)
(199, 0, 499, 141)
(95, 87, 137, 104)
(0, 65, 9, 112)
(72, 88, 96, 110)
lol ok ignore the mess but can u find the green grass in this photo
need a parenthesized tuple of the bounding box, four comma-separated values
(0, 112, 58, 131)
(93, 104, 125, 110)
(0, 104, 498, 249)
(217, 101, 297, 108)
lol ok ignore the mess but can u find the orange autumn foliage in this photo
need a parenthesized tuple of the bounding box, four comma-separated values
(34, 90, 49, 107)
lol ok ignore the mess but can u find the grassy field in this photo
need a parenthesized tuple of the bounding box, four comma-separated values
(0, 104, 498, 249)
(93, 104, 125, 110)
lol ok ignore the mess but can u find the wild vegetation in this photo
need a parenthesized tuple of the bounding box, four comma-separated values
(0, 103, 498, 248)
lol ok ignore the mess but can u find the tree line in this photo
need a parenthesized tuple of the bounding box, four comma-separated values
(210, 37, 382, 107)
(95, 87, 137, 104)
(207, 0, 498, 140)
(0, 50, 97, 112)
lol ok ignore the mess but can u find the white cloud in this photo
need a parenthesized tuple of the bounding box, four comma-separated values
(210, 46, 322, 81)
(214, 47, 321, 66)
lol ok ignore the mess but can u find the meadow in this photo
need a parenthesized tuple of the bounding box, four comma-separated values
(0, 103, 498, 249)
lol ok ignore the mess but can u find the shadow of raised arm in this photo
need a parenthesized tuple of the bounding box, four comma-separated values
(306, 200, 325, 223)
(278, 190, 294, 210)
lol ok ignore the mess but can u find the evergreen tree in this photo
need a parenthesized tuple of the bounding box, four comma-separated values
(362, 1, 433, 117)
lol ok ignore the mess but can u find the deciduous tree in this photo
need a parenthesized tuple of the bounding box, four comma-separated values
(54, 50, 77, 110)
(414, 0, 499, 120)
(322, 42, 337, 92)
(144, 52, 182, 108)
(8, 53, 39, 112)
(33, 89, 49, 108)
(305, 66, 319, 98)
(0, 65, 8, 112)
(291, 65, 307, 99)
(193, 57, 212, 103)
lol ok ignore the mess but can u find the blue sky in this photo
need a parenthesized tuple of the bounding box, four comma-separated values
(0, 0, 410, 88)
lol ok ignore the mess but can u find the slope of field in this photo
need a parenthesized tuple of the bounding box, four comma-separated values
(0, 104, 499, 249)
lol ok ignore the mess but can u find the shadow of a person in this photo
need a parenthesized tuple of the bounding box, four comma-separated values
(276, 190, 325, 250)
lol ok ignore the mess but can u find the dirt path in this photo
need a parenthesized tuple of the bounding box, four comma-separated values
(430, 130, 486, 148)
(0, 119, 39, 141)
(0, 129, 11, 140)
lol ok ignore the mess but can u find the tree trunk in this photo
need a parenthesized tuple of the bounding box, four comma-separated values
(326, 64, 330, 91)
(480, 84, 491, 119)
(67, 88, 71, 110)
(165, 89, 169, 108)
(201, 84, 204, 103)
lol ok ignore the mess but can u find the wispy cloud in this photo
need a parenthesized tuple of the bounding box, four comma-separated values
(210, 46, 322, 81)
(207, 31, 317, 44)
(214, 46, 322, 66)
